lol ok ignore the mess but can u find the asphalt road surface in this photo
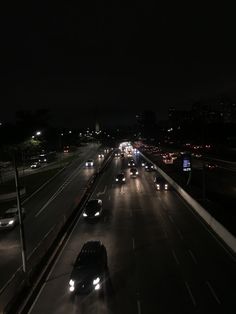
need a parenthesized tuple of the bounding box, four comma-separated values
(0, 143, 101, 293)
(28, 153, 236, 314)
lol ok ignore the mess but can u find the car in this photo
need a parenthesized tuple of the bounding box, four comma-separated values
(205, 162, 218, 170)
(85, 159, 94, 167)
(128, 159, 136, 167)
(30, 161, 41, 169)
(191, 152, 202, 158)
(98, 153, 104, 158)
(145, 163, 155, 171)
(163, 157, 173, 164)
(155, 177, 169, 190)
(114, 152, 120, 157)
(130, 167, 138, 177)
(104, 148, 109, 153)
(83, 199, 103, 219)
(115, 173, 126, 183)
(68, 241, 108, 295)
(0, 207, 25, 230)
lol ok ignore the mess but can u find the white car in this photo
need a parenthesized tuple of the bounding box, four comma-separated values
(85, 159, 94, 167)
(0, 207, 25, 230)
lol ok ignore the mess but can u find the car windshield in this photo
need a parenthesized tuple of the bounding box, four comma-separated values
(86, 200, 99, 209)
(0, 213, 16, 219)
(75, 252, 101, 268)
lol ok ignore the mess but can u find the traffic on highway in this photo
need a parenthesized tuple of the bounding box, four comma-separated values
(21, 142, 235, 314)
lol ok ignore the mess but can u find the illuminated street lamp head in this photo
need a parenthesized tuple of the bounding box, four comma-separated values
(36, 131, 41, 136)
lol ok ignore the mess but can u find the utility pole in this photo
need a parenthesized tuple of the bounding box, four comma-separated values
(13, 155, 28, 280)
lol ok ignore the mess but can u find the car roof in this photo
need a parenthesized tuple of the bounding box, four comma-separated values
(5, 207, 18, 214)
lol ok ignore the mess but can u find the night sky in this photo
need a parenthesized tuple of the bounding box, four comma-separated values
(1, 3, 236, 127)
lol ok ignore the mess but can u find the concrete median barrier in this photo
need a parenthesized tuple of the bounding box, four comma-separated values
(140, 152, 236, 254)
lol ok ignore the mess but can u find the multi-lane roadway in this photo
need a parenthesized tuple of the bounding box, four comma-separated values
(0, 143, 101, 298)
(28, 152, 236, 314)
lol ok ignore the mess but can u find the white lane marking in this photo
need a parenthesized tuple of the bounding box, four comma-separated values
(22, 167, 65, 204)
(172, 249, 180, 265)
(108, 195, 111, 201)
(168, 214, 174, 224)
(185, 281, 196, 307)
(137, 299, 142, 314)
(35, 165, 81, 217)
(188, 249, 198, 265)
(176, 228, 184, 240)
(174, 191, 236, 262)
(132, 238, 135, 250)
(206, 281, 221, 304)
(28, 206, 84, 313)
(96, 185, 107, 196)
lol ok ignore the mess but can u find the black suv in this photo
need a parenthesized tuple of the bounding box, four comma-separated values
(69, 241, 108, 294)
(155, 177, 169, 190)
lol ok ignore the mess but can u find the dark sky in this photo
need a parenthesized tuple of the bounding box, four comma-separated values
(1, 3, 236, 127)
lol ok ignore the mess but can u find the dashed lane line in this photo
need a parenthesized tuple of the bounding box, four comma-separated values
(185, 281, 197, 307)
(206, 281, 221, 304)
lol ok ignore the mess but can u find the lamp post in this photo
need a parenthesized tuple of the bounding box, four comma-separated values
(13, 154, 28, 282)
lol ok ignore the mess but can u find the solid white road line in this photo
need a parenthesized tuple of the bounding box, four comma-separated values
(132, 238, 135, 250)
(28, 208, 84, 313)
(188, 249, 198, 265)
(137, 300, 142, 314)
(206, 281, 221, 304)
(172, 249, 180, 265)
(35, 164, 81, 217)
(185, 281, 197, 307)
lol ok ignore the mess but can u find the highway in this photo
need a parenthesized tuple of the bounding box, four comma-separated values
(0, 143, 101, 294)
(28, 153, 236, 314)
(143, 150, 236, 236)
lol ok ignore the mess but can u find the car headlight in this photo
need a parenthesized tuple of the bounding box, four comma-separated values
(95, 212, 100, 216)
(136, 171, 138, 175)
(91, 162, 93, 166)
(44, 158, 47, 162)
(8, 220, 14, 225)
(93, 277, 100, 285)
(165, 184, 168, 189)
(86, 163, 88, 166)
(122, 178, 125, 181)
(116, 178, 118, 181)
(94, 284, 100, 290)
(69, 279, 75, 286)
(83, 213, 87, 217)
(69, 286, 75, 292)
(157, 184, 160, 190)
(142, 163, 145, 166)
(151, 165, 154, 168)
(145, 166, 148, 168)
